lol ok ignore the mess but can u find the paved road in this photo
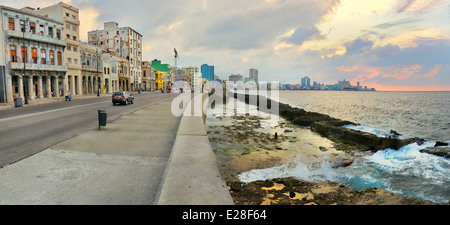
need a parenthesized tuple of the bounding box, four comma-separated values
(0, 92, 178, 168)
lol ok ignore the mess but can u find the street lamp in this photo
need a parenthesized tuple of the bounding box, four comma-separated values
(96, 48, 100, 96)
(22, 18, 29, 105)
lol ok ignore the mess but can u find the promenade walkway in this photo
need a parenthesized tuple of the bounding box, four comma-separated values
(0, 94, 233, 204)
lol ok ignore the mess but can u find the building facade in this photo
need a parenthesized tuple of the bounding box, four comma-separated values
(201, 64, 214, 81)
(249, 68, 258, 83)
(35, 2, 82, 96)
(0, 5, 67, 103)
(88, 22, 142, 91)
(141, 61, 155, 91)
(229, 74, 243, 83)
(301, 76, 311, 88)
(80, 42, 102, 95)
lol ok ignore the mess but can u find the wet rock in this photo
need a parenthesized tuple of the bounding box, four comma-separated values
(330, 155, 355, 168)
(390, 130, 401, 136)
(434, 141, 449, 147)
(420, 147, 450, 158)
(310, 121, 418, 151)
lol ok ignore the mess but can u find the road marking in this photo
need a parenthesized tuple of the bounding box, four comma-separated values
(0, 100, 111, 122)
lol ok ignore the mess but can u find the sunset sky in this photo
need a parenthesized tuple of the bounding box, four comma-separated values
(4, 0, 450, 91)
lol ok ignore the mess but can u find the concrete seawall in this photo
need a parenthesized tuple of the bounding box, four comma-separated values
(155, 93, 234, 205)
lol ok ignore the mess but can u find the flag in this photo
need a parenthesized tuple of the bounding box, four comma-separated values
(174, 48, 178, 57)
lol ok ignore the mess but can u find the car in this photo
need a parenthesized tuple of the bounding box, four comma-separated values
(112, 91, 134, 105)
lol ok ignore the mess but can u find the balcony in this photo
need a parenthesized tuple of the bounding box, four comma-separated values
(82, 64, 101, 72)
(118, 73, 130, 79)
(10, 62, 67, 72)
(6, 30, 66, 47)
(64, 17, 80, 25)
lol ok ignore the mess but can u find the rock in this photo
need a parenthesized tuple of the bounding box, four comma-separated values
(390, 130, 401, 136)
(416, 138, 426, 146)
(319, 146, 328, 152)
(330, 155, 355, 168)
(434, 141, 449, 147)
(420, 147, 450, 158)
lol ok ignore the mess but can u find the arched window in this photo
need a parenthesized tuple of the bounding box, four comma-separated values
(49, 50, 54, 65)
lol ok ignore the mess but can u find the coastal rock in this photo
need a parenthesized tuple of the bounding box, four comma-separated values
(310, 121, 418, 151)
(434, 141, 449, 147)
(230, 92, 418, 151)
(420, 147, 450, 158)
(329, 154, 355, 168)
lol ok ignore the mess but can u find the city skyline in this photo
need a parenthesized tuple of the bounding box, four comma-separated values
(4, 0, 450, 91)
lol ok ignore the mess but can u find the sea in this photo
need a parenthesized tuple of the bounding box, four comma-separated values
(237, 90, 450, 204)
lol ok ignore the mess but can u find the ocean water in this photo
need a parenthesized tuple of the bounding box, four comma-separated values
(278, 91, 450, 141)
(238, 91, 450, 204)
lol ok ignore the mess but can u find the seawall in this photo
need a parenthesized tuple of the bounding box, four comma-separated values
(155, 93, 234, 205)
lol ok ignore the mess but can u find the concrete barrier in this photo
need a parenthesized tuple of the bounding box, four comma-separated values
(155, 93, 234, 205)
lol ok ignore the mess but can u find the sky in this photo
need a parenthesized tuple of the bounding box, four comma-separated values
(4, 0, 450, 91)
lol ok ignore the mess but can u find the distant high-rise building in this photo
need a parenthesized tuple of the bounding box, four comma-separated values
(229, 74, 243, 83)
(201, 64, 214, 81)
(249, 68, 258, 83)
(301, 76, 311, 88)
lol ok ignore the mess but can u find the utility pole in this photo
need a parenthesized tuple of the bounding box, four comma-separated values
(96, 48, 100, 96)
(22, 18, 29, 104)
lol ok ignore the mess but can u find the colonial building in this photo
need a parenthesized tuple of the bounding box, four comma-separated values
(88, 22, 142, 91)
(79, 42, 102, 95)
(0, 5, 67, 103)
(35, 2, 82, 96)
(141, 61, 155, 91)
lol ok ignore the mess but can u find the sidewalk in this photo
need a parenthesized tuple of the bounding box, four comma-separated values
(0, 94, 233, 205)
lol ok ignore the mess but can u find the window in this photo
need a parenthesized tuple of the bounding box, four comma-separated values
(72, 36, 76, 41)
(32, 48, 37, 64)
(73, 26, 77, 31)
(73, 47, 77, 52)
(66, 34, 70, 39)
(20, 20, 26, 32)
(56, 29, 61, 39)
(57, 52, 62, 66)
(74, 59, 78, 64)
(68, 58, 72, 63)
(49, 50, 54, 65)
(108, 68, 110, 74)
(8, 18, 15, 31)
(21, 46, 27, 63)
(72, 15, 76, 20)
(48, 27, 53, 37)
(104, 67, 106, 74)
(67, 46, 71, 51)
(30, 22, 36, 34)
(41, 49, 46, 64)
(39, 24, 44, 36)
(66, 24, 70, 29)
(10, 46, 17, 62)
(66, 12, 70, 17)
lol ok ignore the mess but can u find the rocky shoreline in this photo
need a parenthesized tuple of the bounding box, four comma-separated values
(205, 91, 447, 205)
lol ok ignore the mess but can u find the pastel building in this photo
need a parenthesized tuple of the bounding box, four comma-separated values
(0, 5, 67, 103)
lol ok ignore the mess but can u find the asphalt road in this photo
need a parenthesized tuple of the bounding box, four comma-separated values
(0, 92, 178, 168)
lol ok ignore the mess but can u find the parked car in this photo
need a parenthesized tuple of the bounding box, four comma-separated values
(112, 91, 134, 105)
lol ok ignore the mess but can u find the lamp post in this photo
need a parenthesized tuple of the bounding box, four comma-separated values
(96, 48, 100, 96)
(22, 18, 29, 105)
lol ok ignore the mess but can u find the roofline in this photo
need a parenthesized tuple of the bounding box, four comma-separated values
(0, 5, 64, 25)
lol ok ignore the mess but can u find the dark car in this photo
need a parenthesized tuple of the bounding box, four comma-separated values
(112, 91, 134, 105)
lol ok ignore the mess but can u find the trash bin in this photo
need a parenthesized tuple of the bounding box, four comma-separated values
(14, 98, 22, 107)
(98, 109, 107, 130)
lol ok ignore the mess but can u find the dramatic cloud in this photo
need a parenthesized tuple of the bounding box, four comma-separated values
(5, 0, 450, 90)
